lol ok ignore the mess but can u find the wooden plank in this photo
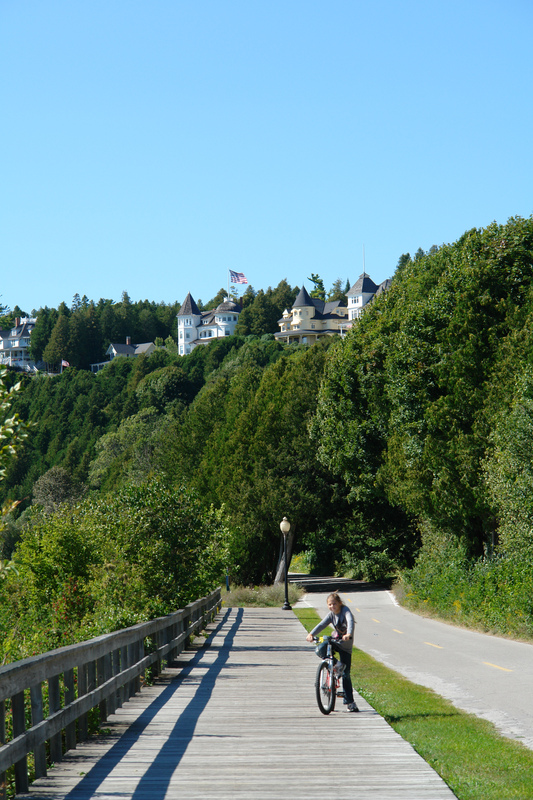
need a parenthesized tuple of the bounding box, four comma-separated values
(20, 608, 458, 799)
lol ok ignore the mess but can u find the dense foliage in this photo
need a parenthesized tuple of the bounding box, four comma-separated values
(313, 215, 533, 633)
(0, 477, 229, 663)
(5, 222, 533, 652)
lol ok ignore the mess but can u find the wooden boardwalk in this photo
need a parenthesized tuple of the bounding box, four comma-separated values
(20, 607, 457, 800)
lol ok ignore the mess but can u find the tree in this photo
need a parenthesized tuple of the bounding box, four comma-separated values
(327, 278, 348, 304)
(0, 368, 32, 564)
(0, 369, 31, 482)
(308, 273, 326, 301)
(43, 315, 70, 368)
(234, 290, 278, 336)
(28, 307, 59, 363)
(32, 466, 85, 514)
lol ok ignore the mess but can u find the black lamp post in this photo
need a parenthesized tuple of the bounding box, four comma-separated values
(280, 517, 292, 610)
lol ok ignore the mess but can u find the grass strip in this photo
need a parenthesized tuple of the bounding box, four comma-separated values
(294, 607, 533, 800)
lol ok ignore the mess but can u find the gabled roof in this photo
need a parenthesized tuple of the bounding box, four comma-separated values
(108, 343, 135, 356)
(0, 318, 37, 339)
(375, 278, 392, 297)
(134, 343, 155, 355)
(347, 273, 379, 296)
(108, 342, 155, 357)
(178, 292, 201, 316)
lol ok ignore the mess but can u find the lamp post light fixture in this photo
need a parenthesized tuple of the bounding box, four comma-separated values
(280, 517, 292, 611)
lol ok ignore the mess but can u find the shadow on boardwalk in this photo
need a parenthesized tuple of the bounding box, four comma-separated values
(66, 608, 243, 800)
(23, 606, 457, 800)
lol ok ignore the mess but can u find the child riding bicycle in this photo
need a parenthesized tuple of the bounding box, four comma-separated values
(306, 592, 359, 712)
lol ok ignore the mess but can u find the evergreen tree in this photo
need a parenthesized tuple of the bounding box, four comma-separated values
(42, 315, 70, 369)
(308, 273, 326, 301)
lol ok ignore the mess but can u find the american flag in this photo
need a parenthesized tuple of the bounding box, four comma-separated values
(61, 360, 70, 367)
(230, 270, 248, 284)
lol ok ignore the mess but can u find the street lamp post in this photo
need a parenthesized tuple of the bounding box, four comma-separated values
(280, 517, 292, 611)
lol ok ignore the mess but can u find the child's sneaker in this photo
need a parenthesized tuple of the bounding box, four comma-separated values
(343, 702, 359, 712)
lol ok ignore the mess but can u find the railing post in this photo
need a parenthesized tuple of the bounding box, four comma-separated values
(135, 638, 142, 693)
(104, 653, 115, 716)
(77, 663, 88, 742)
(30, 683, 47, 779)
(97, 657, 107, 723)
(127, 643, 136, 698)
(12, 691, 28, 794)
(120, 646, 129, 705)
(87, 659, 96, 719)
(113, 649, 121, 710)
(0, 699, 6, 800)
(64, 669, 77, 751)
(48, 675, 62, 764)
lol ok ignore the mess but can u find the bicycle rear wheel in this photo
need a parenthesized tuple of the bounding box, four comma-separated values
(315, 661, 336, 714)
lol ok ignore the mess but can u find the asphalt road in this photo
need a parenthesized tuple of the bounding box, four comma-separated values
(294, 577, 533, 750)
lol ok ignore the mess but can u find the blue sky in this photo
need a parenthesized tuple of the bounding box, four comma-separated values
(2, 0, 532, 315)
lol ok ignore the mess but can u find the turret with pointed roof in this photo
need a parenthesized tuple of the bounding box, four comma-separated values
(347, 273, 379, 321)
(176, 292, 240, 355)
(275, 283, 349, 344)
(178, 292, 201, 317)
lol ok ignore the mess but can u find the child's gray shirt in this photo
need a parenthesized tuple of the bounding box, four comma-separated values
(310, 605, 354, 653)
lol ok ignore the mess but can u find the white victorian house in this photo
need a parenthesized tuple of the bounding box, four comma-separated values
(0, 317, 38, 371)
(177, 293, 240, 356)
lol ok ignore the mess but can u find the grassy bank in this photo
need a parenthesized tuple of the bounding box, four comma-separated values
(295, 607, 533, 800)
(221, 582, 304, 607)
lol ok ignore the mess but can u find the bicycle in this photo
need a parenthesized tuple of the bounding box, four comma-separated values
(312, 635, 346, 714)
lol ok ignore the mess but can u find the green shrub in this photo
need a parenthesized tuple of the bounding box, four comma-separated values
(401, 526, 533, 639)
(0, 477, 231, 662)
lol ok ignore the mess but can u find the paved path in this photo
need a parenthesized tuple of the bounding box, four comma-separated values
(21, 607, 457, 800)
(298, 582, 533, 750)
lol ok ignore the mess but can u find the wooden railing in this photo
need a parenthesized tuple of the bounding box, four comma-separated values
(0, 588, 221, 799)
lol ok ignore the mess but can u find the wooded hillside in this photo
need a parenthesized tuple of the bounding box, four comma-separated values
(3, 216, 533, 659)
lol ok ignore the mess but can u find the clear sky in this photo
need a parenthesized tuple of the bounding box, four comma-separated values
(2, 0, 532, 315)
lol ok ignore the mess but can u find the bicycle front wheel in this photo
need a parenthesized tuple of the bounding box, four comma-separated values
(315, 661, 336, 714)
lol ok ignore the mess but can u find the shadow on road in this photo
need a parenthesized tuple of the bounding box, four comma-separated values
(288, 573, 390, 594)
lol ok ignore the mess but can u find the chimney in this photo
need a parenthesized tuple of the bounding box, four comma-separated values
(126, 336, 132, 346)
(15, 317, 20, 327)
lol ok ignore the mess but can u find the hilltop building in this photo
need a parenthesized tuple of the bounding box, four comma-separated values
(275, 286, 348, 345)
(275, 273, 391, 344)
(177, 293, 241, 356)
(346, 273, 392, 322)
(90, 337, 156, 373)
(0, 317, 38, 371)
